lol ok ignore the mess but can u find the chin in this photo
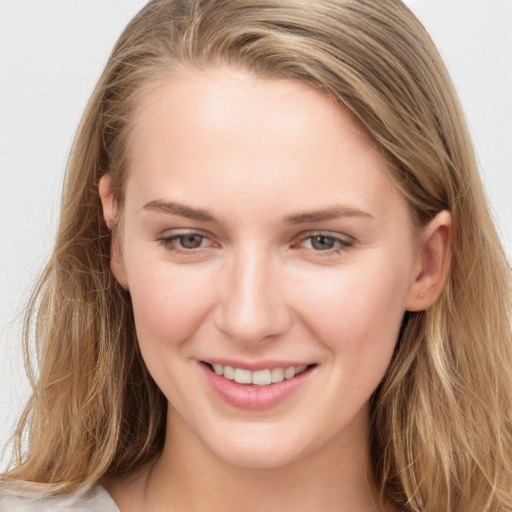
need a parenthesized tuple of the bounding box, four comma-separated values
(203, 427, 313, 470)
(218, 446, 302, 470)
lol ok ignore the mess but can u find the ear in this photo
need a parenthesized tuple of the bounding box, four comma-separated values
(98, 175, 129, 289)
(405, 210, 452, 311)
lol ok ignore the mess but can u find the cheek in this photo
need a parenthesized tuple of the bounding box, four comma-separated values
(126, 260, 215, 352)
(292, 256, 411, 363)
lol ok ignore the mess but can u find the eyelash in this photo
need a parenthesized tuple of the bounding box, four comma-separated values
(158, 232, 212, 255)
(157, 231, 353, 257)
(297, 233, 353, 255)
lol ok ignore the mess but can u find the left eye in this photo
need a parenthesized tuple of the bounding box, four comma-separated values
(302, 234, 349, 252)
(175, 234, 207, 249)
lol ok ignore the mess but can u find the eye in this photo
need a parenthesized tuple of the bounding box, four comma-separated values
(175, 234, 207, 249)
(158, 232, 211, 253)
(300, 233, 352, 254)
(309, 235, 339, 251)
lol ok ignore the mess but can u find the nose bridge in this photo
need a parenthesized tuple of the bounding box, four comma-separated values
(215, 243, 289, 345)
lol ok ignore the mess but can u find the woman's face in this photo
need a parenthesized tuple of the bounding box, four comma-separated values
(104, 68, 426, 469)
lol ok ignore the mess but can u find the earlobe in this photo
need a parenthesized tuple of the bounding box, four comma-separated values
(98, 175, 129, 289)
(405, 210, 452, 311)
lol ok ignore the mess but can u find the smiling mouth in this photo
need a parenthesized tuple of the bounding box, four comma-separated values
(202, 362, 315, 387)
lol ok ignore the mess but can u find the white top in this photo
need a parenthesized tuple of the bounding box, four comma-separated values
(0, 484, 119, 511)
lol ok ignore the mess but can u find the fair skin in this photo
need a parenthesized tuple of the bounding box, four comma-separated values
(100, 68, 451, 512)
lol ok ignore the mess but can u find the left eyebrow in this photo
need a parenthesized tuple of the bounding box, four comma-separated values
(284, 205, 374, 224)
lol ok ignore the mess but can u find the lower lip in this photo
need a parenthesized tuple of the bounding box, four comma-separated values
(200, 363, 313, 411)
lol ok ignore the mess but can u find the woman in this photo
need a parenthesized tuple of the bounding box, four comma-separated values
(1, 0, 511, 511)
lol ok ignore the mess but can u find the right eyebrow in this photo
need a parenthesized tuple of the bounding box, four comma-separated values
(142, 200, 215, 222)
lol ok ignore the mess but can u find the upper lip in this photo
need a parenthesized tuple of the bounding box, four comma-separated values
(200, 359, 315, 371)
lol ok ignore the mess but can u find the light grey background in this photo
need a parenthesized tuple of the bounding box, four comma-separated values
(1, 0, 511, 468)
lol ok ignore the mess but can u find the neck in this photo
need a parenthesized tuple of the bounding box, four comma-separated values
(126, 407, 390, 512)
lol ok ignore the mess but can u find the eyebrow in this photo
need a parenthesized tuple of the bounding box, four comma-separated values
(143, 200, 215, 221)
(142, 200, 374, 224)
(285, 206, 374, 224)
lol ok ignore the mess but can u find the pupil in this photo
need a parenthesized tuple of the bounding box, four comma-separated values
(180, 235, 202, 249)
(311, 235, 334, 251)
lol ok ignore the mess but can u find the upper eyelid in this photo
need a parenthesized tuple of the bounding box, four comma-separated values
(157, 227, 211, 238)
(303, 235, 351, 244)
(297, 230, 354, 243)
(157, 232, 214, 253)
(159, 227, 211, 236)
(157, 228, 215, 242)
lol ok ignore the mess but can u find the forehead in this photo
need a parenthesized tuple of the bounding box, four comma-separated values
(125, 67, 408, 226)
(129, 67, 373, 158)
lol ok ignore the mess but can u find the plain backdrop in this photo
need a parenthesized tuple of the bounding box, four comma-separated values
(1, 0, 511, 468)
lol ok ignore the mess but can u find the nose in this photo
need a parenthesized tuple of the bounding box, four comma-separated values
(213, 247, 291, 346)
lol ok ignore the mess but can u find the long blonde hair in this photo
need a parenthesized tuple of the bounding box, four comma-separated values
(5, 1, 512, 510)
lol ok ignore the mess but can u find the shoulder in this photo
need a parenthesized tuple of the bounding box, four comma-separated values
(0, 483, 119, 512)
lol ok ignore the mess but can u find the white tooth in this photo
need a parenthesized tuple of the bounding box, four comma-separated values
(234, 368, 252, 384)
(284, 367, 296, 380)
(252, 369, 271, 386)
(213, 364, 223, 375)
(295, 365, 307, 375)
(271, 368, 284, 383)
(223, 365, 235, 380)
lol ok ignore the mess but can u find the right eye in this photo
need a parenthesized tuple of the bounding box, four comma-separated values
(158, 232, 212, 253)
